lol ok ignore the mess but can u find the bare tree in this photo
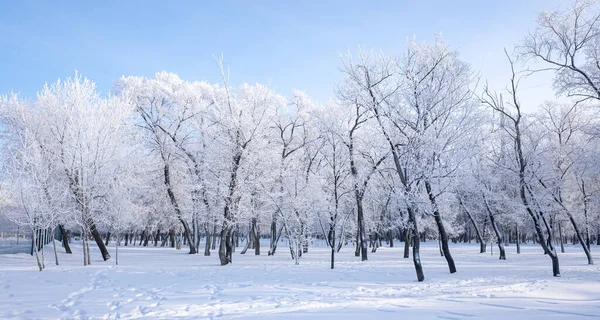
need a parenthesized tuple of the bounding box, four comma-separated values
(481, 51, 561, 276)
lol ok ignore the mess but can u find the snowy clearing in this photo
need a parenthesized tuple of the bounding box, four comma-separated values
(1, 242, 599, 319)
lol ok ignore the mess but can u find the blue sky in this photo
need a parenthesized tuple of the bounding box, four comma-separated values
(0, 0, 562, 110)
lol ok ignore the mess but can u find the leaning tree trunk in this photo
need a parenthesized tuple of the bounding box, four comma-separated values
(59, 225, 72, 254)
(372, 100, 423, 281)
(426, 180, 456, 273)
(163, 162, 197, 254)
(32, 229, 43, 272)
(458, 197, 486, 253)
(483, 196, 505, 260)
(89, 220, 111, 261)
(240, 223, 252, 255)
(489, 212, 506, 260)
(562, 208, 593, 265)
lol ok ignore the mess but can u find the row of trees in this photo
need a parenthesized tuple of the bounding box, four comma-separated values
(1, 0, 599, 280)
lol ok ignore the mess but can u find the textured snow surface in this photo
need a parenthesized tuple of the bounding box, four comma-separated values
(0, 242, 599, 319)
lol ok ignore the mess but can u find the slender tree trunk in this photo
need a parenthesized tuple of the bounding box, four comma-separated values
(268, 213, 279, 255)
(563, 211, 593, 264)
(163, 162, 197, 254)
(169, 230, 175, 248)
(86, 236, 91, 265)
(372, 102, 423, 281)
(254, 221, 261, 256)
(204, 223, 211, 256)
(356, 195, 368, 261)
(482, 195, 505, 260)
(426, 181, 456, 273)
(143, 232, 149, 247)
(458, 197, 486, 253)
(33, 229, 42, 272)
(409, 207, 425, 282)
(241, 225, 251, 255)
(329, 226, 336, 269)
(89, 221, 110, 261)
(115, 232, 119, 266)
(559, 223, 565, 253)
(59, 225, 72, 254)
(489, 214, 506, 260)
(516, 225, 521, 254)
(355, 227, 360, 257)
(105, 232, 111, 246)
(212, 223, 218, 250)
(403, 228, 411, 259)
(52, 228, 59, 266)
(40, 230, 46, 269)
(82, 229, 88, 266)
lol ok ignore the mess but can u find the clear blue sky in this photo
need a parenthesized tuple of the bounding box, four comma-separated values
(0, 0, 562, 109)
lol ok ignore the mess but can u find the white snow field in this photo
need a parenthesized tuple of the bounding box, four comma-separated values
(0, 242, 599, 320)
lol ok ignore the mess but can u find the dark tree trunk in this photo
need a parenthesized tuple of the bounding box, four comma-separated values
(163, 162, 197, 254)
(489, 214, 505, 260)
(154, 229, 160, 247)
(426, 180, 456, 273)
(89, 221, 111, 261)
(409, 207, 425, 282)
(219, 149, 243, 265)
(372, 97, 423, 282)
(124, 233, 129, 246)
(59, 225, 72, 254)
(458, 197, 486, 253)
(212, 223, 218, 250)
(355, 195, 368, 261)
(253, 218, 260, 255)
(169, 230, 175, 248)
(218, 227, 233, 265)
(241, 227, 251, 255)
(403, 228, 411, 259)
(355, 228, 360, 257)
(483, 196, 505, 260)
(559, 223, 565, 253)
(105, 232, 111, 246)
(268, 216, 278, 255)
(204, 223, 211, 256)
(516, 226, 521, 254)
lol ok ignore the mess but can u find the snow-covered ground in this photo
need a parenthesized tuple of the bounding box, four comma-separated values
(0, 241, 599, 319)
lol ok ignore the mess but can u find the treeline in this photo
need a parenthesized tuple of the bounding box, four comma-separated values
(1, 1, 599, 280)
